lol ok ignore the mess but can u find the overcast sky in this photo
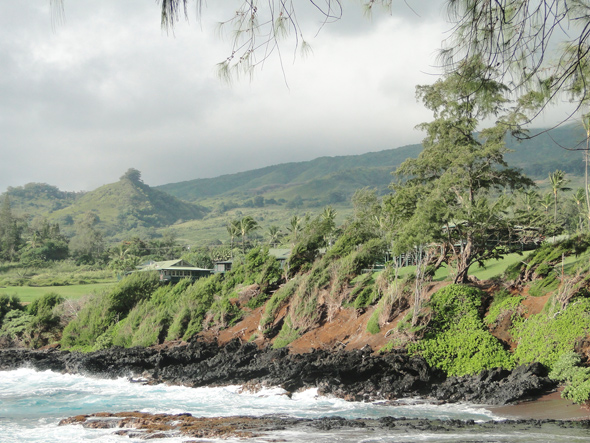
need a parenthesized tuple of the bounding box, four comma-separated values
(0, 1, 570, 193)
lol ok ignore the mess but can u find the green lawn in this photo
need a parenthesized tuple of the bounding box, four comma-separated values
(469, 250, 535, 280)
(396, 250, 535, 282)
(0, 282, 116, 303)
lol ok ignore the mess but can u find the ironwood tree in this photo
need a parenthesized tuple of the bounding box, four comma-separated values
(385, 57, 534, 283)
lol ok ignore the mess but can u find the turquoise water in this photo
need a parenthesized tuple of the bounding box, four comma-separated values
(0, 368, 588, 442)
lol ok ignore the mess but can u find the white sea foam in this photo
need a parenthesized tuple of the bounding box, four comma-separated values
(0, 368, 542, 443)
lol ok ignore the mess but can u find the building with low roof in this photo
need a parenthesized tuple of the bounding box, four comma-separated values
(213, 260, 233, 273)
(268, 248, 291, 268)
(136, 259, 212, 283)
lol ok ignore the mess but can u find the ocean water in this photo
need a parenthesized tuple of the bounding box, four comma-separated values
(0, 368, 588, 442)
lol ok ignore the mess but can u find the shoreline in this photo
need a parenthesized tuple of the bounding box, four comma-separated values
(0, 341, 564, 410)
(490, 389, 589, 421)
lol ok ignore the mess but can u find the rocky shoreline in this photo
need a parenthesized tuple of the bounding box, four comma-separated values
(56, 411, 590, 441)
(0, 339, 558, 406)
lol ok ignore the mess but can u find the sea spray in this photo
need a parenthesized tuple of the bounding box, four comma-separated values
(2, 369, 588, 443)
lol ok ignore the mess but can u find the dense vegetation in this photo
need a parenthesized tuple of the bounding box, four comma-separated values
(3, 62, 590, 410)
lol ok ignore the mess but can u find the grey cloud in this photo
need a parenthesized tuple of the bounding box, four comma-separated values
(0, 1, 459, 193)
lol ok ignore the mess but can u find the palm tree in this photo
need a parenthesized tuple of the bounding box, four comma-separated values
(548, 170, 571, 223)
(321, 206, 337, 228)
(239, 216, 259, 253)
(540, 192, 553, 214)
(226, 219, 241, 257)
(515, 189, 539, 226)
(287, 215, 302, 245)
(321, 206, 337, 246)
(520, 190, 539, 213)
(572, 188, 587, 232)
(267, 225, 281, 247)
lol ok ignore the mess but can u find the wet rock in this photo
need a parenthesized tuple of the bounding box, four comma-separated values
(57, 413, 590, 441)
(432, 362, 557, 405)
(0, 341, 557, 405)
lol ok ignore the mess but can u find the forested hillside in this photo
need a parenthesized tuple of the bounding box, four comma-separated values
(156, 144, 422, 205)
(1, 125, 588, 249)
(157, 124, 586, 207)
(6, 169, 208, 242)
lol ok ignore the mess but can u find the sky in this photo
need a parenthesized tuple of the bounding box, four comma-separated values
(0, 1, 571, 193)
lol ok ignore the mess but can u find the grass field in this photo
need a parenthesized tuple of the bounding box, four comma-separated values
(0, 282, 116, 303)
(395, 250, 536, 281)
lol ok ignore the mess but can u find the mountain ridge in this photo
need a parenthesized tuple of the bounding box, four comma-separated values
(3, 124, 587, 242)
(156, 123, 587, 204)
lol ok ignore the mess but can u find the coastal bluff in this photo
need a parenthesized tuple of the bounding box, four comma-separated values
(0, 338, 556, 406)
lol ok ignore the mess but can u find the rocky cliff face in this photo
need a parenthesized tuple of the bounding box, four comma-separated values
(0, 339, 556, 405)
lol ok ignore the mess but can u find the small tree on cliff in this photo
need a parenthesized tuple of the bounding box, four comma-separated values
(386, 57, 534, 284)
(120, 168, 143, 184)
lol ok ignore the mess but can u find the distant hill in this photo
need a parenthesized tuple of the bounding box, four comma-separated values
(504, 124, 587, 177)
(3, 124, 586, 244)
(6, 172, 207, 240)
(156, 144, 423, 205)
(157, 124, 586, 205)
(6, 183, 84, 215)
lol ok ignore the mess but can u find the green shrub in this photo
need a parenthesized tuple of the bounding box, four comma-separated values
(408, 284, 514, 376)
(61, 272, 161, 349)
(528, 272, 559, 297)
(366, 308, 381, 334)
(409, 313, 514, 376)
(166, 306, 192, 341)
(287, 232, 325, 276)
(0, 294, 24, 325)
(353, 285, 376, 309)
(503, 260, 525, 280)
(167, 274, 223, 341)
(245, 292, 270, 309)
(485, 295, 524, 327)
(512, 298, 590, 368)
(260, 277, 299, 331)
(0, 310, 34, 342)
(289, 281, 320, 332)
(427, 284, 483, 331)
(92, 331, 114, 351)
(549, 352, 590, 405)
(324, 221, 379, 260)
(395, 310, 413, 332)
(107, 271, 161, 316)
(272, 317, 300, 349)
(209, 296, 243, 328)
(28, 292, 64, 323)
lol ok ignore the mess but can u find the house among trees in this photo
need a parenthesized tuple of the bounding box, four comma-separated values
(268, 248, 291, 268)
(213, 260, 233, 273)
(213, 249, 293, 274)
(136, 259, 212, 283)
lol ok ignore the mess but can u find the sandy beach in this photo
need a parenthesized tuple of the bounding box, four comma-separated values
(491, 389, 589, 420)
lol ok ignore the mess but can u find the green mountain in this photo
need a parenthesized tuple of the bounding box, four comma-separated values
(157, 124, 586, 206)
(504, 125, 587, 177)
(3, 124, 586, 245)
(6, 183, 84, 215)
(6, 173, 207, 240)
(156, 144, 423, 205)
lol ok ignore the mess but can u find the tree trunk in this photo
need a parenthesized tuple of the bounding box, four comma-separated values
(453, 240, 472, 284)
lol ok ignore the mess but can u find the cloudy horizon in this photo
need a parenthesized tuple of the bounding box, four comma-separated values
(0, 1, 572, 193)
